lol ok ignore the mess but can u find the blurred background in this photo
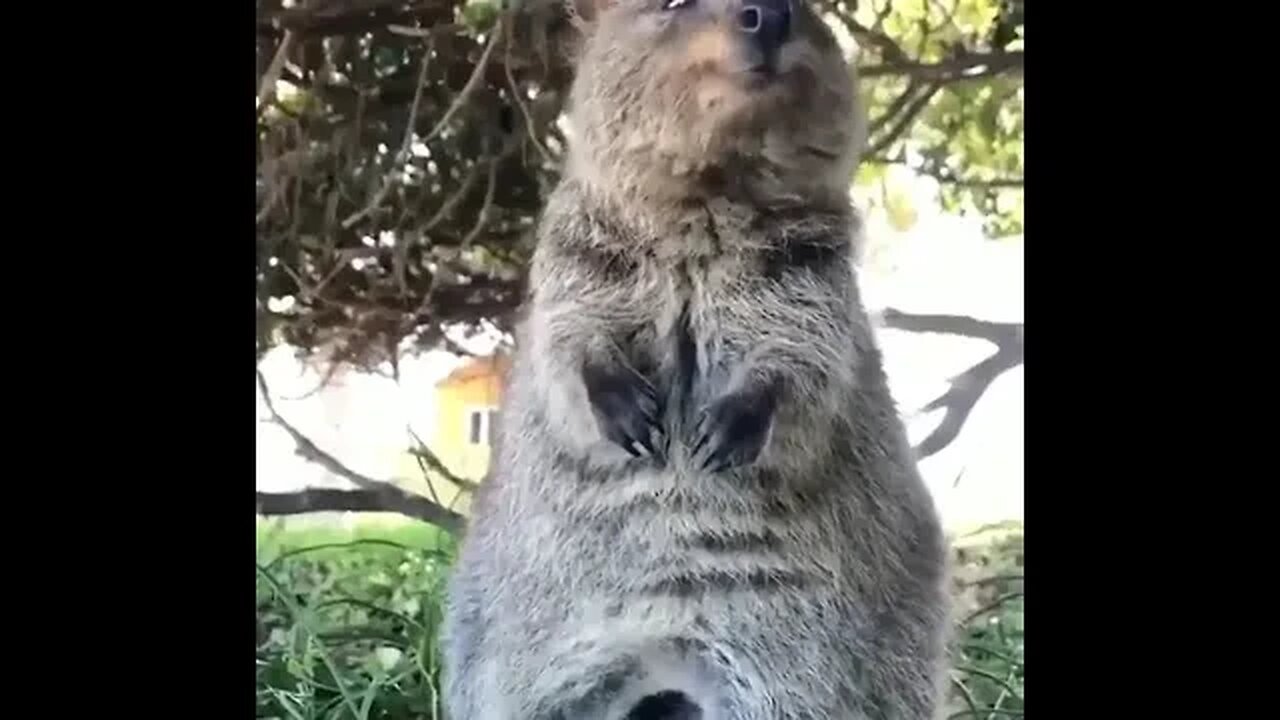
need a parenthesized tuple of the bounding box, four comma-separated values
(255, 0, 1023, 717)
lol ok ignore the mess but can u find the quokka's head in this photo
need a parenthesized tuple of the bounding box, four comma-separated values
(563, 0, 865, 207)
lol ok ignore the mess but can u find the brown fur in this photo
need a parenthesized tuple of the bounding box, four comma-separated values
(442, 1, 950, 718)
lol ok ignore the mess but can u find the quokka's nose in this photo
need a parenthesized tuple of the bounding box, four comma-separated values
(737, 0, 791, 70)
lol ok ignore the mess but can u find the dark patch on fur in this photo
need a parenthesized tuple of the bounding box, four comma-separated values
(643, 567, 808, 597)
(530, 657, 642, 720)
(625, 691, 703, 720)
(751, 467, 785, 492)
(760, 237, 845, 279)
(672, 301, 699, 419)
(692, 380, 780, 472)
(700, 204, 724, 254)
(583, 356, 665, 460)
(681, 528, 782, 553)
(762, 487, 828, 518)
(665, 635, 710, 655)
(573, 242, 642, 285)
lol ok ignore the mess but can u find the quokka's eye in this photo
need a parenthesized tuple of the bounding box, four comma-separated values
(662, 0, 694, 10)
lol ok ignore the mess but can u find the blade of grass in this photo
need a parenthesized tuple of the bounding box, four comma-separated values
(315, 597, 427, 634)
(953, 664, 1023, 702)
(268, 688, 309, 720)
(949, 676, 980, 718)
(265, 539, 419, 569)
(962, 592, 1023, 624)
(359, 674, 381, 719)
(257, 563, 365, 719)
(960, 643, 1022, 666)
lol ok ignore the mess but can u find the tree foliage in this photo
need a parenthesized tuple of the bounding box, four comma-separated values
(255, 0, 1024, 371)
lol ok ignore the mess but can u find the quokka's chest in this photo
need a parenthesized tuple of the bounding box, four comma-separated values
(617, 258, 758, 412)
(622, 259, 738, 349)
(629, 252, 761, 320)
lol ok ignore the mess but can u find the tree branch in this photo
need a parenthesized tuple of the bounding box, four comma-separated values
(866, 83, 942, 158)
(341, 18, 505, 230)
(860, 51, 1024, 81)
(417, 18, 505, 147)
(461, 148, 502, 247)
(406, 426, 481, 492)
(341, 34, 437, 230)
(260, 0, 453, 37)
(867, 79, 921, 139)
(256, 369, 465, 533)
(839, 15, 911, 66)
(504, 17, 557, 168)
(256, 488, 462, 531)
(881, 308, 1021, 345)
(879, 309, 1023, 460)
(868, 155, 1024, 189)
(257, 30, 295, 111)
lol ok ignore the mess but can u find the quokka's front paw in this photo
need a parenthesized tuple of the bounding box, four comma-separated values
(583, 361, 664, 459)
(691, 384, 778, 473)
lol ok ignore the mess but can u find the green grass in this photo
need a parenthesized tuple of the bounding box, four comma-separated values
(257, 515, 455, 559)
(256, 517, 1023, 719)
(946, 529, 1024, 719)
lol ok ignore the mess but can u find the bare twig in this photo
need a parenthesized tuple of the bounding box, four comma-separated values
(417, 450, 448, 502)
(257, 30, 296, 109)
(408, 448, 482, 492)
(504, 18, 557, 167)
(867, 79, 921, 138)
(418, 18, 505, 147)
(871, 0, 895, 32)
(461, 154, 501, 247)
(407, 435, 444, 505)
(962, 591, 1023, 625)
(342, 36, 437, 229)
(928, 0, 960, 36)
(866, 83, 942, 158)
(913, 347, 1020, 459)
(256, 369, 464, 533)
(879, 309, 1023, 460)
(342, 20, 506, 229)
(861, 51, 1024, 80)
(840, 14, 911, 65)
(869, 148, 1024, 189)
(422, 159, 487, 231)
(405, 425, 481, 492)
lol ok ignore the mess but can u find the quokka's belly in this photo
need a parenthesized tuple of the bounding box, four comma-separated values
(554, 476, 845, 600)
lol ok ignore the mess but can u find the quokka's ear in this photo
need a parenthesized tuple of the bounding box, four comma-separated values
(563, 0, 619, 31)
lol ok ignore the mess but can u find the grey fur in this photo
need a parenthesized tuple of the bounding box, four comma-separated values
(442, 1, 951, 717)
